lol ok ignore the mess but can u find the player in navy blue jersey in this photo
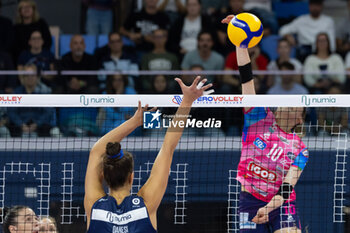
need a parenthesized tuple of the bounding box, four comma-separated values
(84, 76, 213, 232)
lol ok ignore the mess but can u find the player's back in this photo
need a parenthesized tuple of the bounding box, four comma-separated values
(87, 195, 157, 233)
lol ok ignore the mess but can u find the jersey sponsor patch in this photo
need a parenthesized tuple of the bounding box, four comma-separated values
(91, 207, 148, 225)
(247, 161, 277, 182)
(253, 138, 266, 150)
(252, 185, 268, 197)
(300, 148, 309, 158)
(278, 135, 290, 145)
(292, 151, 309, 170)
(287, 152, 297, 161)
(239, 212, 257, 229)
(261, 132, 271, 141)
(269, 121, 278, 133)
(132, 198, 140, 206)
(293, 141, 301, 150)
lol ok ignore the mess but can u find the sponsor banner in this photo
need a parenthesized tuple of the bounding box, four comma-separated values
(0, 95, 348, 107)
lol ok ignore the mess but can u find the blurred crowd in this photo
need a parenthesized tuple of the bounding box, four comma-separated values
(0, 0, 349, 137)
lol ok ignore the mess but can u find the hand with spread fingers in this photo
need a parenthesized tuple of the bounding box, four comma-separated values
(175, 76, 214, 105)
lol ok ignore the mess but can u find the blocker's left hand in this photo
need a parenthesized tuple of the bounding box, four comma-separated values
(221, 15, 234, 24)
(132, 101, 157, 127)
(252, 206, 269, 224)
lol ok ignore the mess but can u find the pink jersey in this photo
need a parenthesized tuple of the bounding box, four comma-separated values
(237, 107, 308, 202)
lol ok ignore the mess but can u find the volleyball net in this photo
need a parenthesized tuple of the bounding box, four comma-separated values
(0, 94, 349, 233)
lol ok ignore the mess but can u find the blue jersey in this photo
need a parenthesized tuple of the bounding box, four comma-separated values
(87, 195, 157, 233)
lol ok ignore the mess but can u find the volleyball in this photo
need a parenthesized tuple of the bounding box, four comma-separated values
(227, 13, 263, 48)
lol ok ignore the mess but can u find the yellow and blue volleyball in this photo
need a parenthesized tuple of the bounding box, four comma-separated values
(227, 13, 263, 48)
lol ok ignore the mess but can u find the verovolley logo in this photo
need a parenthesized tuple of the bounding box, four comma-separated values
(80, 95, 115, 106)
(172, 96, 183, 105)
(0, 96, 22, 104)
(172, 95, 244, 105)
(301, 95, 336, 106)
(143, 110, 221, 129)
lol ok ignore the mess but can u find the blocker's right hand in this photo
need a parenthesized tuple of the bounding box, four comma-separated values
(221, 15, 234, 24)
(175, 76, 213, 104)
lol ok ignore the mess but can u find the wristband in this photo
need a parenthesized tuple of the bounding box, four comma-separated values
(276, 182, 293, 200)
(238, 62, 253, 84)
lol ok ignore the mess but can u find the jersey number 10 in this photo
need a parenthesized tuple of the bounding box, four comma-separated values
(266, 143, 283, 161)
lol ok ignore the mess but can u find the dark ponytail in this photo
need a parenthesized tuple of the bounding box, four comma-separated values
(103, 142, 134, 190)
(3, 205, 27, 233)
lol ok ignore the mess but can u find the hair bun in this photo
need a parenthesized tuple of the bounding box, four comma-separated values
(106, 142, 121, 157)
(2, 206, 9, 218)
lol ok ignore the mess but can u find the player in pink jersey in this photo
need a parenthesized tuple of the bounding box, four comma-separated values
(222, 16, 309, 233)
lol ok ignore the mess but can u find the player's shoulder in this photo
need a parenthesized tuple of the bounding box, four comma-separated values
(92, 195, 113, 209)
(295, 137, 309, 155)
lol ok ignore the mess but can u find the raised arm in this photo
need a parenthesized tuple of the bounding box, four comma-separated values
(138, 77, 213, 226)
(84, 102, 154, 220)
(222, 15, 256, 112)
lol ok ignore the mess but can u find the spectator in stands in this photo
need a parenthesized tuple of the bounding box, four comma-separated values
(0, 0, 14, 54)
(267, 38, 303, 87)
(141, 29, 179, 92)
(98, 32, 138, 92)
(58, 35, 99, 94)
(151, 74, 170, 94)
(18, 31, 54, 70)
(0, 108, 10, 137)
(200, 0, 226, 16)
(7, 65, 56, 137)
(168, 0, 214, 58)
(181, 64, 204, 86)
(98, 74, 136, 135)
(120, 0, 170, 52)
(336, 0, 350, 57)
(181, 31, 224, 82)
(279, 0, 335, 62)
(344, 51, 350, 92)
(225, 45, 268, 72)
(317, 85, 348, 136)
(142, 29, 179, 71)
(173, 63, 206, 93)
(243, 0, 278, 34)
(214, 0, 244, 56)
(267, 61, 308, 95)
(304, 33, 345, 93)
(39, 216, 58, 233)
(13, 0, 52, 60)
(83, 0, 115, 35)
(3, 206, 40, 233)
(157, 0, 186, 23)
(0, 52, 18, 94)
(17, 31, 55, 87)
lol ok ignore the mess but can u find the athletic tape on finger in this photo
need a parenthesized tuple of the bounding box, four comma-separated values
(203, 89, 215, 95)
(196, 81, 205, 90)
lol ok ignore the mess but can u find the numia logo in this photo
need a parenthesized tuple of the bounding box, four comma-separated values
(132, 198, 140, 205)
(301, 95, 336, 106)
(80, 95, 115, 106)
